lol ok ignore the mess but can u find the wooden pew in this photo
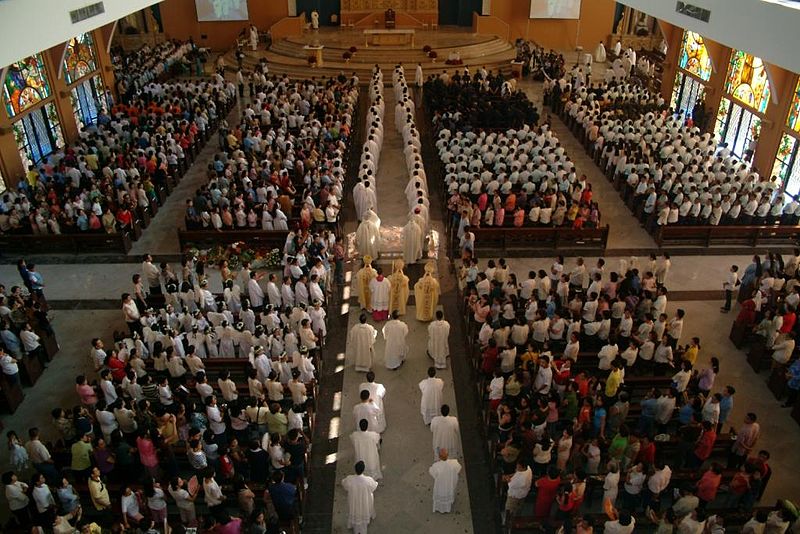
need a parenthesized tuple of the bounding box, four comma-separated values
(0, 374, 24, 413)
(655, 224, 800, 249)
(469, 226, 610, 256)
(0, 232, 133, 254)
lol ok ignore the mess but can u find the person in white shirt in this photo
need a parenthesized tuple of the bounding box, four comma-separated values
(504, 460, 532, 519)
(721, 264, 739, 312)
(604, 511, 636, 534)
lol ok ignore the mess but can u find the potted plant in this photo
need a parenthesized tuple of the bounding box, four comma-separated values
(349, 46, 358, 54)
(343, 51, 352, 62)
(428, 50, 438, 62)
(422, 45, 432, 53)
(308, 55, 317, 67)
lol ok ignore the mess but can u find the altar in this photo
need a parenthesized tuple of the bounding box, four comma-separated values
(363, 29, 415, 47)
(303, 45, 324, 67)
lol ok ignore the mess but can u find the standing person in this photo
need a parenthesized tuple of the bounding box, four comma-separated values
(427, 310, 451, 369)
(141, 255, 162, 296)
(358, 372, 387, 433)
(430, 404, 462, 460)
(26, 264, 47, 310)
(382, 311, 409, 370)
(122, 294, 141, 335)
(341, 461, 378, 534)
(368, 268, 391, 321)
(503, 460, 533, 524)
(3, 471, 31, 527)
(721, 265, 739, 312)
(429, 448, 461, 513)
(729, 413, 760, 469)
(348, 314, 377, 372)
(419, 367, 444, 425)
(350, 419, 382, 480)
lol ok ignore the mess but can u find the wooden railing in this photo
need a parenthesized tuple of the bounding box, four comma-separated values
(466, 225, 609, 255)
(271, 12, 306, 39)
(0, 232, 133, 254)
(472, 13, 510, 42)
(655, 224, 800, 248)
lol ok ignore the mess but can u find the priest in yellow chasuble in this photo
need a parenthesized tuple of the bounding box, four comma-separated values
(356, 256, 377, 311)
(388, 259, 410, 316)
(414, 261, 441, 321)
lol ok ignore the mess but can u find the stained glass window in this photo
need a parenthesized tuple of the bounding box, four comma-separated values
(3, 53, 52, 118)
(725, 50, 772, 114)
(671, 71, 705, 121)
(71, 75, 104, 128)
(678, 30, 712, 82)
(787, 78, 800, 133)
(12, 102, 63, 170)
(63, 32, 98, 85)
(715, 98, 761, 160)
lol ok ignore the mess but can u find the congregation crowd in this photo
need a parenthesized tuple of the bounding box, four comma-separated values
(183, 66, 358, 235)
(1, 42, 233, 238)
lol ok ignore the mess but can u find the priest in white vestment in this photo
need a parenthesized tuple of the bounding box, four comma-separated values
(430, 404, 462, 460)
(368, 267, 391, 322)
(427, 310, 451, 369)
(403, 216, 423, 264)
(356, 210, 381, 260)
(358, 371, 387, 432)
(348, 314, 377, 372)
(342, 461, 378, 534)
(351, 419, 382, 480)
(382, 311, 409, 370)
(429, 448, 461, 513)
(594, 41, 607, 63)
(353, 389, 382, 432)
(419, 366, 444, 425)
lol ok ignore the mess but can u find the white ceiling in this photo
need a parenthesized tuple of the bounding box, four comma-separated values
(0, 0, 163, 68)
(619, 0, 800, 73)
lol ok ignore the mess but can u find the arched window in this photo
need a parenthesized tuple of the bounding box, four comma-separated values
(63, 32, 98, 85)
(788, 78, 800, 134)
(678, 30, 712, 82)
(725, 50, 771, 114)
(2, 53, 52, 118)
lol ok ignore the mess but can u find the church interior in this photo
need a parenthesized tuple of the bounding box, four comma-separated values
(1, 0, 800, 532)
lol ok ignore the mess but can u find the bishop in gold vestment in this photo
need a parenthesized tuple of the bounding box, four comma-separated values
(356, 256, 377, 311)
(414, 262, 441, 321)
(388, 259, 410, 316)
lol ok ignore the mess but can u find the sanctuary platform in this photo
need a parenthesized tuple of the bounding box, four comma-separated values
(229, 27, 517, 80)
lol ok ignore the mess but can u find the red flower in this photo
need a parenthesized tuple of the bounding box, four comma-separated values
(349, 46, 358, 53)
(428, 51, 438, 59)
(422, 45, 432, 53)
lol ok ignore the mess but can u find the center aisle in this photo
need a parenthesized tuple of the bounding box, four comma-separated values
(332, 72, 473, 533)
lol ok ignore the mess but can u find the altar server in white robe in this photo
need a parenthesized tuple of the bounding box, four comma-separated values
(415, 63, 423, 87)
(402, 216, 423, 264)
(247, 272, 265, 310)
(354, 180, 377, 221)
(351, 419, 382, 480)
(358, 371, 387, 432)
(348, 314, 377, 372)
(356, 209, 381, 260)
(419, 366, 444, 425)
(427, 310, 450, 369)
(266, 274, 281, 306)
(382, 311, 408, 370)
(594, 41, 607, 63)
(430, 404, 462, 460)
(429, 448, 461, 514)
(353, 389, 382, 432)
(368, 267, 391, 322)
(342, 461, 378, 534)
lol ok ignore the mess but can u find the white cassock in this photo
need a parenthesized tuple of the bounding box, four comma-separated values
(310, 11, 320, 30)
(415, 65, 423, 87)
(351, 430, 382, 480)
(402, 218, 423, 264)
(594, 42, 606, 63)
(250, 26, 258, 51)
(354, 186, 377, 221)
(419, 376, 444, 425)
(342, 474, 378, 534)
(356, 219, 380, 260)
(353, 401, 382, 433)
(358, 381, 387, 432)
(368, 276, 391, 314)
(430, 415, 462, 460)
(248, 278, 265, 308)
(348, 322, 377, 372)
(429, 459, 461, 513)
(427, 319, 450, 369)
(382, 319, 408, 370)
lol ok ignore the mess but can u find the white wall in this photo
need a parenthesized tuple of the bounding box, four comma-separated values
(618, 0, 800, 73)
(0, 0, 163, 68)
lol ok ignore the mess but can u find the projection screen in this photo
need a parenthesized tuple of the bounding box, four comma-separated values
(529, 0, 582, 19)
(195, 0, 250, 21)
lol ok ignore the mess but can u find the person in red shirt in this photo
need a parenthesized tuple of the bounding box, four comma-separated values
(780, 306, 796, 333)
(689, 420, 717, 468)
(116, 206, 133, 230)
(636, 435, 656, 465)
(746, 450, 772, 500)
(481, 339, 499, 376)
(106, 350, 126, 381)
(695, 463, 722, 508)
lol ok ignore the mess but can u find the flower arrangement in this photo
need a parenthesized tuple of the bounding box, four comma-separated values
(183, 243, 282, 271)
(428, 50, 438, 62)
(343, 51, 352, 62)
(349, 46, 358, 54)
(422, 45, 432, 53)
